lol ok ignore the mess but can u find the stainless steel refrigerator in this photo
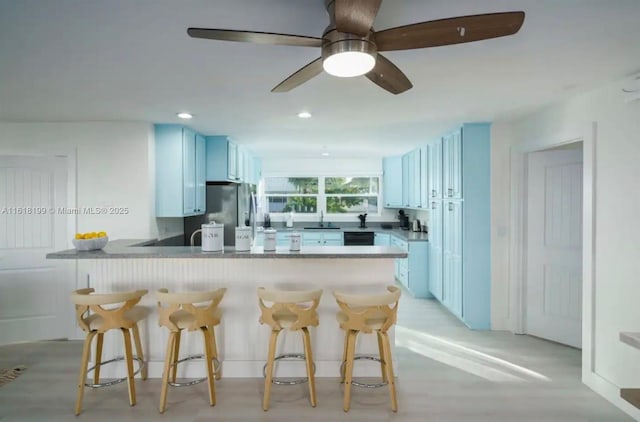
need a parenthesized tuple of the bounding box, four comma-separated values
(184, 182, 255, 246)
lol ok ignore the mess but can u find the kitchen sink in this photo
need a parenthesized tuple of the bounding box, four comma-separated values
(303, 226, 340, 230)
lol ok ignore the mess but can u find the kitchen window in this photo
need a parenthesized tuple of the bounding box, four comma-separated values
(264, 177, 318, 213)
(263, 176, 380, 215)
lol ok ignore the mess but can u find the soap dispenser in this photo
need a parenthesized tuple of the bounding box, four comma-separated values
(286, 211, 294, 228)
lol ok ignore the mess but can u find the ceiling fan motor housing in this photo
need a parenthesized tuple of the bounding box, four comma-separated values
(321, 28, 377, 62)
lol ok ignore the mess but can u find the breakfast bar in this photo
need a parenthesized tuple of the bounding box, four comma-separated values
(47, 240, 407, 379)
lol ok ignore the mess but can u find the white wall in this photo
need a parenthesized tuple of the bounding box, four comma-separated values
(491, 79, 640, 418)
(0, 122, 182, 240)
(261, 157, 399, 222)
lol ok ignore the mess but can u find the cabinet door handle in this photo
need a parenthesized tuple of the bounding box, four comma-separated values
(448, 202, 454, 211)
(448, 188, 453, 197)
(431, 202, 436, 209)
(431, 189, 436, 197)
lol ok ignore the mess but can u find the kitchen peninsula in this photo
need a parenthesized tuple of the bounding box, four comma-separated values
(47, 240, 407, 379)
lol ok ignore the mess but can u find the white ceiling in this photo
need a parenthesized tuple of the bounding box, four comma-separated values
(1, 0, 639, 158)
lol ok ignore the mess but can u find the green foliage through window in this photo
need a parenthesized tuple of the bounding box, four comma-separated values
(264, 176, 379, 214)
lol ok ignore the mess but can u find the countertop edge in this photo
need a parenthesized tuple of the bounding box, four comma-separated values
(46, 240, 408, 260)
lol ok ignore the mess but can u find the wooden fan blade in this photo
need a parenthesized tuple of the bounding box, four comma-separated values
(334, 0, 382, 37)
(375, 11, 525, 51)
(272, 58, 324, 93)
(187, 28, 322, 47)
(365, 54, 413, 95)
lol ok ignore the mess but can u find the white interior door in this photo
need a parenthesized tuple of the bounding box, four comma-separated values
(0, 155, 74, 345)
(525, 147, 583, 348)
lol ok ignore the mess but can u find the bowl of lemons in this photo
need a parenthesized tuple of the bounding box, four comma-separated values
(72, 231, 108, 251)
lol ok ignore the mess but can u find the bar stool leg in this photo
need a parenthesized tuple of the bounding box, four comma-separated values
(75, 331, 97, 416)
(343, 330, 358, 412)
(376, 331, 388, 383)
(171, 330, 181, 383)
(159, 331, 176, 414)
(380, 332, 398, 412)
(340, 329, 349, 383)
(131, 324, 147, 380)
(121, 328, 137, 406)
(201, 327, 217, 406)
(301, 327, 317, 407)
(263, 329, 280, 411)
(93, 332, 104, 385)
(208, 325, 221, 380)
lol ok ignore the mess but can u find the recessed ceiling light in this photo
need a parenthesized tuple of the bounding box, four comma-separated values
(321, 152, 330, 157)
(297, 111, 312, 119)
(177, 112, 193, 119)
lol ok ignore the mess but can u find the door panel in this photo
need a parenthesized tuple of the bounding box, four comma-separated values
(182, 128, 196, 215)
(526, 148, 583, 348)
(195, 134, 206, 214)
(0, 155, 73, 344)
(428, 200, 443, 300)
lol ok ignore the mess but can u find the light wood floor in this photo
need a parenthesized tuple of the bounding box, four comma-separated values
(0, 292, 632, 421)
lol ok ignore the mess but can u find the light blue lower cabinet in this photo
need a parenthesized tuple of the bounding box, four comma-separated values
(276, 232, 292, 247)
(374, 233, 391, 246)
(389, 235, 430, 298)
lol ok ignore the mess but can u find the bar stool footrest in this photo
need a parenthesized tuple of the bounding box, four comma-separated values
(341, 354, 389, 388)
(85, 356, 145, 388)
(168, 354, 221, 387)
(263, 353, 316, 385)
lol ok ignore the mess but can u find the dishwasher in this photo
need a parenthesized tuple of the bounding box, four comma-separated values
(343, 231, 375, 246)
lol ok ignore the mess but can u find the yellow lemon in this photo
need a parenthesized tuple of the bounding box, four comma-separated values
(75, 233, 83, 239)
(98, 231, 107, 238)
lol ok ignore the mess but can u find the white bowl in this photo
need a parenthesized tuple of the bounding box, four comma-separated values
(72, 236, 109, 251)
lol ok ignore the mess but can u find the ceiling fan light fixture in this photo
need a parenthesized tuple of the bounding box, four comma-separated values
(323, 51, 375, 77)
(322, 37, 377, 78)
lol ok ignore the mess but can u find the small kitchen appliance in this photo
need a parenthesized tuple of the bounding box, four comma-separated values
(398, 210, 410, 231)
(358, 213, 368, 228)
(412, 219, 421, 232)
(264, 228, 277, 251)
(197, 222, 224, 252)
(235, 226, 252, 251)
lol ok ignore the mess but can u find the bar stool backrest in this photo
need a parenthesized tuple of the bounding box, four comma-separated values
(257, 287, 322, 331)
(71, 288, 148, 333)
(333, 286, 401, 333)
(156, 288, 226, 332)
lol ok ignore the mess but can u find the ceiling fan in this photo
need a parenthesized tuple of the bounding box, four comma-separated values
(188, 0, 525, 95)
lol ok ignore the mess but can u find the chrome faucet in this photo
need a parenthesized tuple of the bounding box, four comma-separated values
(319, 210, 324, 227)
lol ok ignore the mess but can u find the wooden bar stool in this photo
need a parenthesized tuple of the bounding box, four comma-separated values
(258, 287, 322, 411)
(156, 288, 226, 413)
(71, 288, 149, 416)
(333, 286, 401, 412)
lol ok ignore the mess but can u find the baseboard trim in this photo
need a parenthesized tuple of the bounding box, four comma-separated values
(584, 371, 640, 420)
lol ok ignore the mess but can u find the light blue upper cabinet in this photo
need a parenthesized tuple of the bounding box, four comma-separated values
(401, 154, 410, 207)
(428, 138, 443, 200)
(443, 129, 463, 199)
(206, 136, 261, 185)
(195, 134, 206, 213)
(206, 136, 240, 182)
(155, 124, 206, 217)
(382, 156, 402, 208)
(420, 147, 430, 208)
(410, 149, 421, 208)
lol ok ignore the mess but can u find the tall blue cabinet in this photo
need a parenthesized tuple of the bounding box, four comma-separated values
(431, 123, 491, 329)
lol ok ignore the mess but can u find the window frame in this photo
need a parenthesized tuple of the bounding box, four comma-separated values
(262, 174, 382, 219)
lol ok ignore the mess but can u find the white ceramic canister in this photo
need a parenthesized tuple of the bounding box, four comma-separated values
(202, 223, 224, 252)
(263, 228, 277, 251)
(289, 231, 301, 251)
(235, 226, 252, 251)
